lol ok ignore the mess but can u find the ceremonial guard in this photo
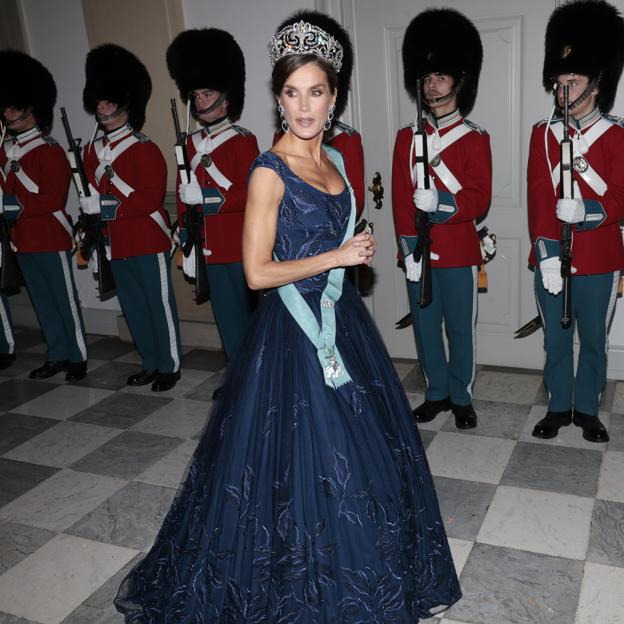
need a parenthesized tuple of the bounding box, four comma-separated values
(529, 0, 624, 443)
(392, 9, 491, 429)
(0, 50, 87, 380)
(272, 10, 366, 216)
(81, 44, 182, 392)
(167, 29, 259, 363)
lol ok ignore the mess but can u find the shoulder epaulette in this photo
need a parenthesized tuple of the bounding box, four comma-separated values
(41, 135, 58, 146)
(231, 124, 253, 137)
(333, 120, 357, 135)
(400, 122, 415, 131)
(133, 131, 151, 143)
(463, 119, 486, 134)
(535, 117, 562, 128)
(602, 113, 624, 128)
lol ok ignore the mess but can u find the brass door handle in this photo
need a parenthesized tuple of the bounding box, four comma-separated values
(368, 171, 384, 209)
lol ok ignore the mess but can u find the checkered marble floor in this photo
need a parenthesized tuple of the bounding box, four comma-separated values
(1, 328, 623, 624)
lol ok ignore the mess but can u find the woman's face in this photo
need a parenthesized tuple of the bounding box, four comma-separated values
(277, 61, 336, 140)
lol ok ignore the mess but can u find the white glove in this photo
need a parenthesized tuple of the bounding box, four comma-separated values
(413, 188, 439, 213)
(183, 247, 196, 278)
(539, 256, 576, 295)
(79, 184, 101, 215)
(556, 198, 585, 224)
(172, 226, 180, 245)
(405, 254, 421, 282)
(405, 251, 440, 282)
(179, 172, 203, 205)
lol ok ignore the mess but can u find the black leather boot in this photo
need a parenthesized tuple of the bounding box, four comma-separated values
(66, 361, 87, 382)
(573, 410, 609, 443)
(127, 369, 159, 386)
(29, 360, 68, 379)
(151, 371, 181, 392)
(412, 397, 451, 423)
(451, 403, 477, 430)
(532, 410, 572, 439)
(0, 352, 16, 370)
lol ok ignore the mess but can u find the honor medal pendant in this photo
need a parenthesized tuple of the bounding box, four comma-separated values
(573, 156, 588, 173)
(9, 160, 20, 172)
(325, 353, 342, 380)
(104, 164, 115, 179)
(201, 154, 212, 167)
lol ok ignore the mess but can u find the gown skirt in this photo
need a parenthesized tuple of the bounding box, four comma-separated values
(115, 151, 461, 623)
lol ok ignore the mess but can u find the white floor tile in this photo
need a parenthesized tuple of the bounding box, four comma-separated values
(135, 439, 198, 489)
(426, 432, 516, 484)
(575, 562, 624, 624)
(9, 385, 114, 420)
(130, 398, 210, 439)
(2, 421, 120, 468)
(478, 485, 594, 560)
(597, 451, 624, 503)
(0, 469, 126, 532)
(0, 534, 137, 624)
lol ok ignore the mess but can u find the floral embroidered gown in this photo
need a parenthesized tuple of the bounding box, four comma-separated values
(115, 151, 461, 623)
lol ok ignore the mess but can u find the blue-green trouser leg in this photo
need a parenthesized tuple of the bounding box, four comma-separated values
(206, 261, 255, 362)
(0, 292, 15, 354)
(111, 251, 182, 373)
(535, 268, 619, 415)
(407, 266, 478, 405)
(17, 251, 87, 363)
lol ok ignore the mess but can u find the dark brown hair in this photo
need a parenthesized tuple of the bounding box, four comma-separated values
(271, 53, 338, 95)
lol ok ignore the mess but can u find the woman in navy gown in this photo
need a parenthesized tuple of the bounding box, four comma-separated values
(115, 16, 461, 623)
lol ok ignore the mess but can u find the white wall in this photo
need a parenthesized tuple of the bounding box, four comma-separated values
(181, 0, 315, 151)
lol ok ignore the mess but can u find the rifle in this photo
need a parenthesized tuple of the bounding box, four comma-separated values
(0, 123, 20, 294)
(60, 107, 115, 300)
(559, 86, 573, 328)
(170, 98, 210, 305)
(412, 78, 433, 308)
(0, 215, 20, 295)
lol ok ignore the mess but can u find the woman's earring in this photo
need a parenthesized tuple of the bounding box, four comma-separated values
(323, 104, 336, 131)
(277, 104, 288, 133)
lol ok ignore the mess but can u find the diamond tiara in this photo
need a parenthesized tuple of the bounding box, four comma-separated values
(268, 21, 343, 72)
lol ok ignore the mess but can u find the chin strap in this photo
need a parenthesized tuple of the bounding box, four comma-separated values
(194, 91, 226, 116)
(4, 107, 34, 128)
(97, 105, 127, 123)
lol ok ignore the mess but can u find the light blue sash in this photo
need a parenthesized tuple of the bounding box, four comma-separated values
(275, 145, 356, 389)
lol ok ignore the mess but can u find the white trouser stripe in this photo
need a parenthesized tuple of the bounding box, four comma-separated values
(467, 265, 478, 398)
(605, 272, 620, 359)
(58, 252, 87, 361)
(0, 297, 15, 353)
(157, 252, 180, 372)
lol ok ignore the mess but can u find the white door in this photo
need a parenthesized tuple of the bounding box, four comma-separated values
(329, 0, 557, 368)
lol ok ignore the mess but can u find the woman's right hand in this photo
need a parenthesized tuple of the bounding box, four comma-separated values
(337, 232, 376, 266)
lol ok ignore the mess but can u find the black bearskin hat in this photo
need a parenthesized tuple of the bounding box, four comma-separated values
(402, 9, 483, 116)
(0, 50, 56, 133)
(83, 44, 152, 131)
(276, 10, 354, 119)
(166, 29, 245, 122)
(543, 0, 624, 112)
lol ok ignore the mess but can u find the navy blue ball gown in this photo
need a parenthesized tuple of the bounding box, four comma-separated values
(115, 150, 461, 622)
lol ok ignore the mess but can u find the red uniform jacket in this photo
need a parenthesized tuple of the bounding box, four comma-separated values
(527, 111, 624, 274)
(392, 112, 492, 268)
(0, 128, 72, 253)
(272, 121, 365, 217)
(177, 121, 259, 264)
(83, 125, 170, 260)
